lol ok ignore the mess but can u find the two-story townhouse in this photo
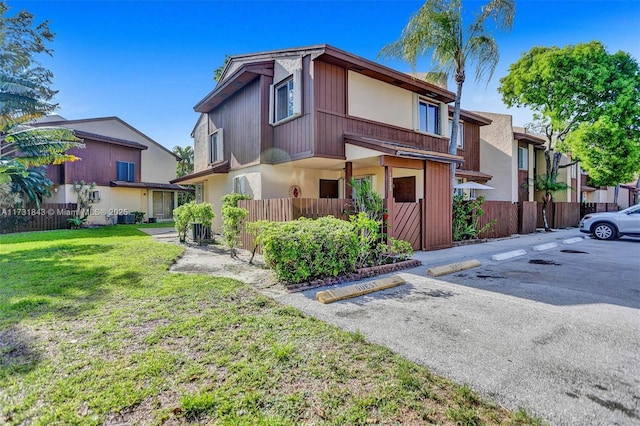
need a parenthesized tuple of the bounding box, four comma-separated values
(34, 116, 188, 224)
(174, 44, 492, 250)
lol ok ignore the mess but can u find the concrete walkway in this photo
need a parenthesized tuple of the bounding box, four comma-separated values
(145, 227, 640, 425)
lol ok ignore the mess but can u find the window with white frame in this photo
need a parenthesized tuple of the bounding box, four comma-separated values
(449, 120, 464, 148)
(209, 129, 223, 164)
(518, 147, 528, 170)
(270, 69, 302, 124)
(418, 99, 440, 135)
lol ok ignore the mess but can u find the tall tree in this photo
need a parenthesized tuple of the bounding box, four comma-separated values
(380, 0, 515, 166)
(0, 2, 83, 205)
(499, 42, 640, 221)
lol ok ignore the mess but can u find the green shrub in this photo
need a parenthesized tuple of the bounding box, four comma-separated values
(221, 193, 250, 257)
(259, 216, 359, 284)
(131, 211, 145, 224)
(452, 194, 495, 241)
(173, 201, 215, 245)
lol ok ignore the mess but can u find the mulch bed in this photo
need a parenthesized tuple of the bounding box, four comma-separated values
(285, 259, 422, 293)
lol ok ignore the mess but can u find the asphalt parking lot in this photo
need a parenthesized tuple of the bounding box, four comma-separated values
(269, 229, 640, 425)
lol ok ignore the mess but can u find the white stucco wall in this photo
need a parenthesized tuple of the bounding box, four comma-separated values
(476, 112, 517, 202)
(348, 71, 414, 130)
(55, 185, 148, 225)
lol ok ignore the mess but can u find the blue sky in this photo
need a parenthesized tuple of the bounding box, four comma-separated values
(9, 0, 640, 150)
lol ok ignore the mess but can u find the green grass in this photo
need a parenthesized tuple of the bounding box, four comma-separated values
(0, 227, 542, 425)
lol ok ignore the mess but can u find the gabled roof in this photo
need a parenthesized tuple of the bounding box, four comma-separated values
(33, 116, 179, 159)
(194, 44, 457, 113)
(73, 130, 148, 150)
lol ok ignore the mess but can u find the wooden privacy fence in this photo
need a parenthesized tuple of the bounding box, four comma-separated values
(537, 202, 618, 229)
(238, 198, 350, 252)
(0, 203, 77, 234)
(389, 201, 421, 250)
(476, 201, 519, 239)
(237, 198, 621, 252)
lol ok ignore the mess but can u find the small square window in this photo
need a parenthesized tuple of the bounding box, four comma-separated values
(116, 161, 135, 182)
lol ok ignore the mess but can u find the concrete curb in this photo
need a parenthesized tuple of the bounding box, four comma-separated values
(316, 275, 406, 304)
(427, 259, 482, 277)
(563, 237, 584, 245)
(533, 242, 559, 251)
(491, 249, 527, 261)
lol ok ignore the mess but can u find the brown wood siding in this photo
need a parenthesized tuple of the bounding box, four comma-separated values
(260, 75, 274, 163)
(315, 61, 346, 114)
(271, 56, 315, 163)
(209, 77, 261, 168)
(571, 178, 577, 202)
(64, 140, 140, 185)
(423, 160, 452, 250)
(518, 169, 529, 202)
(45, 164, 65, 184)
(314, 60, 347, 158)
(457, 121, 480, 171)
(346, 116, 449, 153)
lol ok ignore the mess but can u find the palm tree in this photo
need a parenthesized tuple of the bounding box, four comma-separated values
(172, 145, 194, 177)
(380, 0, 515, 164)
(1, 74, 84, 204)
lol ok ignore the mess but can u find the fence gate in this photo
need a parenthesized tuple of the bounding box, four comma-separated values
(390, 201, 422, 251)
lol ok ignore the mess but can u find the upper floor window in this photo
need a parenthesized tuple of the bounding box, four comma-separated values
(209, 129, 223, 164)
(116, 161, 135, 182)
(518, 147, 528, 170)
(418, 99, 440, 135)
(449, 120, 464, 148)
(270, 70, 302, 124)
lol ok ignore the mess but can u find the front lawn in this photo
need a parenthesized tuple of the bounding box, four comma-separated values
(0, 227, 540, 425)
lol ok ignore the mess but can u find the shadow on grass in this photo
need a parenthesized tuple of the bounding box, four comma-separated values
(0, 225, 150, 245)
(0, 241, 144, 376)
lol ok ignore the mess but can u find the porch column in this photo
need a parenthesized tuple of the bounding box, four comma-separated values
(344, 161, 352, 199)
(384, 165, 394, 241)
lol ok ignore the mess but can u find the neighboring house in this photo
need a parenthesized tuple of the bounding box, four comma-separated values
(473, 112, 545, 202)
(173, 44, 491, 250)
(34, 115, 187, 224)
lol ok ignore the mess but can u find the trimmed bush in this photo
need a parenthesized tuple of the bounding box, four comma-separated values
(260, 216, 359, 284)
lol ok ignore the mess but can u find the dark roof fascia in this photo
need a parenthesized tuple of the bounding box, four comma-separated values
(514, 131, 546, 145)
(194, 61, 275, 113)
(73, 130, 148, 150)
(170, 161, 230, 183)
(455, 169, 494, 181)
(447, 106, 493, 126)
(110, 181, 194, 192)
(317, 45, 456, 104)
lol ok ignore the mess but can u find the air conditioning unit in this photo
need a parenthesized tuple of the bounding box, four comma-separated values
(88, 190, 101, 203)
(233, 175, 246, 194)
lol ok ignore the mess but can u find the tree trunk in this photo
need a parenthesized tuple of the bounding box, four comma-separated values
(635, 178, 640, 205)
(613, 184, 620, 205)
(450, 81, 464, 192)
(542, 192, 552, 231)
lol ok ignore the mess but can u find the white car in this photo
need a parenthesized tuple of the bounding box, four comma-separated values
(579, 204, 640, 240)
